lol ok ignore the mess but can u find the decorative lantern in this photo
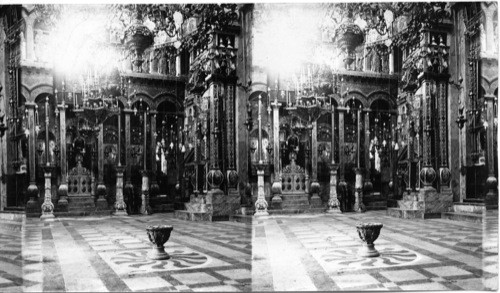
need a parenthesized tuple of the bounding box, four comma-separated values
(123, 11, 154, 71)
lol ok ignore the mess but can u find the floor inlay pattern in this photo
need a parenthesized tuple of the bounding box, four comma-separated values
(0, 210, 496, 291)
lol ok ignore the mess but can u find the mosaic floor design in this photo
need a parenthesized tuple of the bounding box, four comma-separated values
(0, 209, 496, 291)
(3, 214, 252, 292)
(252, 210, 498, 291)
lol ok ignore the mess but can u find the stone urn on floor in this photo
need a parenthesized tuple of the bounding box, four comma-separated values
(146, 225, 173, 260)
(356, 222, 383, 257)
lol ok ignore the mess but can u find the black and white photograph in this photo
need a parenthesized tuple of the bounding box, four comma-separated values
(0, 2, 498, 291)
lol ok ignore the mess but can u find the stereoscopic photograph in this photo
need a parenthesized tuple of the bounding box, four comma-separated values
(0, 2, 497, 291)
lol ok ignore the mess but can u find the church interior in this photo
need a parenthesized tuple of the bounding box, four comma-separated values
(0, 3, 497, 292)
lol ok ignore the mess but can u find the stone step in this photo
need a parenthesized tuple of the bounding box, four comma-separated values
(269, 207, 326, 215)
(0, 211, 25, 222)
(387, 208, 441, 219)
(451, 203, 486, 214)
(152, 204, 174, 213)
(281, 204, 311, 210)
(387, 207, 424, 219)
(365, 201, 387, 211)
(229, 214, 253, 224)
(442, 212, 484, 223)
(54, 210, 113, 217)
(397, 200, 424, 210)
(174, 210, 212, 221)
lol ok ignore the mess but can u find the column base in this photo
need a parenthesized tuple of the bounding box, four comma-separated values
(310, 194, 323, 208)
(40, 213, 55, 220)
(271, 196, 282, 210)
(114, 209, 128, 216)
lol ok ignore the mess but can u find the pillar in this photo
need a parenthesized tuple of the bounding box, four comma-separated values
(364, 110, 373, 193)
(254, 94, 268, 216)
(270, 99, 282, 209)
(150, 111, 159, 198)
(56, 104, 68, 210)
(40, 97, 54, 219)
(96, 124, 108, 210)
(338, 109, 347, 210)
(485, 94, 498, 205)
(114, 109, 127, 215)
(140, 111, 152, 215)
(354, 109, 366, 212)
(124, 108, 134, 213)
(437, 82, 451, 192)
(225, 84, 240, 212)
(25, 102, 39, 213)
(327, 105, 340, 212)
(310, 119, 322, 207)
(206, 83, 225, 210)
(419, 81, 437, 193)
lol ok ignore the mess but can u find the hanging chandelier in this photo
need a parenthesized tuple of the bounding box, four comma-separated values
(123, 9, 154, 72)
(334, 18, 364, 67)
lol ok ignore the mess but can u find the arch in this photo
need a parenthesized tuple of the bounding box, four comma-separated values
(481, 76, 498, 95)
(157, 99, 179, 113)
(21, 84, 30, 100)
(344, 91, 368, 108)
(153, 93, 182, 111)
(29, 84, 53, 102)
(127, 92, 154, 109)
(34, 92, 55, 104)
(248, 82, 268, 95)
(249, 90, 269, 102)
(368, 91, 396, 109)
(327, 93, 340, 107)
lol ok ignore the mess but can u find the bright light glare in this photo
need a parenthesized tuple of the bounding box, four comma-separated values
(47, 5, 119, 79)
(253, 4, 340, 78)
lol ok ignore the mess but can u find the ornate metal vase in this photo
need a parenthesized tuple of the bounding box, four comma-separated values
(146, 225, 174, 260)
(356, 222, 383, 257)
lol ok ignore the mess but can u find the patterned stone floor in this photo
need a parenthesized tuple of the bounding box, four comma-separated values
(252, 210, 498, 291)
(1, 214, 251, 292)
(0, 210, 497, 291)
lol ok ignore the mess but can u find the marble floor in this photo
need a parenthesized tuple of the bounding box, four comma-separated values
(0, 210, 497, 291)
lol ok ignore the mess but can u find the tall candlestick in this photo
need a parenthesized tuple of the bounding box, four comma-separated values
(331, 99, 335, 165)
(45, 97, 50, 166)
(258, 94, 263, 163)
(143, 110, 147, 169)
(118, 108, 122, 166)
(357, 107, 361, 169)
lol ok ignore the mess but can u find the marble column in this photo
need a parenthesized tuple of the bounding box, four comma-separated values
(254, 94, 269, 216)
(363, 110, 373, 193)
(40, 97, 54, 219)
(140, 111, 152, 215)
(149, 111, 159, 198)
(310, 120, 322, 207)
(338, 109, 347, 210)
(207, 83, 225, 209)
(225, 84, 240, 212)
(327, 105, 340, 213)
(437, 82, 451, 191)
(354, 109, 366, 212)
(114, 109, 127, 215)
(124, 109, 134, 213)
(419, 81, 437, 193)
(96, 124, 108, 210)
(484, 94, 498, 205)
(25, 102, 39, 213)
(57, 103, 68, 210)
(270, 99, 282, 209)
